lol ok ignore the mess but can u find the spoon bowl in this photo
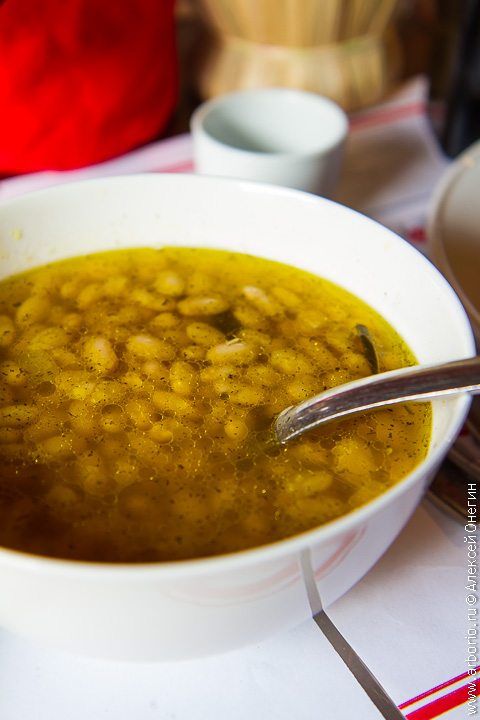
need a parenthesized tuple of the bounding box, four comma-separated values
(275, 356, 480, 443)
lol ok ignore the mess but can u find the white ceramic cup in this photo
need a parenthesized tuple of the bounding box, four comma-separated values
(190, 88, 348, 197)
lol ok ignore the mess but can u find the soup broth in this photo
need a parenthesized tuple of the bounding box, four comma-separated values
(0, 248, 431, 562)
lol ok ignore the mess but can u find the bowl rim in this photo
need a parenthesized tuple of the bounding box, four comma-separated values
(190, 87, 348, 160)
(0, 173, 474, 578)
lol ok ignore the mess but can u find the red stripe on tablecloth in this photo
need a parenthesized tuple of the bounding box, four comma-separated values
(349, 102, 425, 131)
(404, 682, 479, 720)
(152, 160, 194, 173)
(399, 668, 479, 709)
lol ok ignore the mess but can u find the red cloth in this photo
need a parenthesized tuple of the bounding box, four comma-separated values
(0, 0, 178, 174)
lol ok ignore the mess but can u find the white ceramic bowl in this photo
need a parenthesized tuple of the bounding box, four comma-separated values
(427, 139, 480, 342)
(0, 174, 474, 661)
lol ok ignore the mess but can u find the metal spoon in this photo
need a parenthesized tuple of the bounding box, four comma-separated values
(275, 356, 480, 444)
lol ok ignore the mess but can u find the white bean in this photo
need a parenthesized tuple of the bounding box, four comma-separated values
(126, 334, 174, 361)
(241, 286, 281, 317)
(0, 404, 38, 427)
(178, 295, 229, 317)
(185, 321, 224, 347)
(16, 295, 49, 326)
(0, 362, 27, 387)
(206, 340, 255, 365)
(170, 360, 196, 396)
(82, 336, 118, 374)
(152, 390, 197, 417)
(153, 271, 185, 297)
(0, 315, 15, 347)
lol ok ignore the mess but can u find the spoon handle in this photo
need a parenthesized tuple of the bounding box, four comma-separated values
(275, 356, 480, 444)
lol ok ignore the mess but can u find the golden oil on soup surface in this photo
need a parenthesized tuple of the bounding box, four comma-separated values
(0, 248, 431, 562)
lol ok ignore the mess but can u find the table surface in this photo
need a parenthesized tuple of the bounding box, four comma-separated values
(0, 76, 477, 720)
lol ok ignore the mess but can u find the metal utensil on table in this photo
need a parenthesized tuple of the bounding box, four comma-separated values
(274, 356, 480, 444)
